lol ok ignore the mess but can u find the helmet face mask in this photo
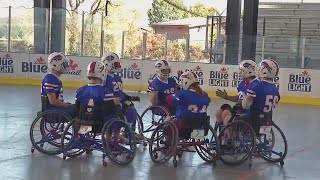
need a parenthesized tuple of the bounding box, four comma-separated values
(155, 60, 171, 79)
(48, 52, 70, 74)
(101, 52, 121, 73)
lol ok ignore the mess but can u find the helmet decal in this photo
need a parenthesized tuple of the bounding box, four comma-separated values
(261, 61, 273, 73)
(89, 61, 96, 74)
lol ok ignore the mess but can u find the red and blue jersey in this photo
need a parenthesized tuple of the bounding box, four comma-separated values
(237, 79, 259, 102)
(246, 80, 280, 116)
(168, 89, 211, 120)
(147, 76, 177, 106)
(75, 84, 114, 106)
(41, 73, 64, 106)
(103, 73, 126, 103)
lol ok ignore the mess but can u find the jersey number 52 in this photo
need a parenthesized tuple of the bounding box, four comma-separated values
(264, 95, 279, 112)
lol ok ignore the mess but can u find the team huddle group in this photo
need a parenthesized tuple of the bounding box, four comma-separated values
(41, 51, 280, 139)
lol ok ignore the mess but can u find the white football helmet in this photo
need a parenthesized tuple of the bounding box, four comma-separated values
(155, 60, 171, 79)
(87, 61, 106, 80)
(101, 52, 121, 73)
(48, 52, 70, 73)
(179, 71, 199, 90)
(238, 60, 256, 79)
(256, 59, 279, 79)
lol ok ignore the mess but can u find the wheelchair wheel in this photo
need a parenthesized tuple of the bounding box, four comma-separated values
(61, 120, 87, 159)
(30, 110, 72, 155)
(140, 106, 170, 140)
(218, 120, 256, 166)
(194, 125, 220, 164)
(259, 123, 287, 165)
(148, 121, 178, 164)
(102, 118, 137, 165)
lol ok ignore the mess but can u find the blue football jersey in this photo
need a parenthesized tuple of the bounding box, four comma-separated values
(237, 80, 247, 102)
(170, 89, 211, 120)
(75, 84, 114, 106)
(147, 76, 177, 106)
(103, 73, 126, 102)
(246, 80, 280, 116)
(41, 73, 64, 105)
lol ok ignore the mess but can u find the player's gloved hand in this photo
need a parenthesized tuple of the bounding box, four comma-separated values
(216, 89, 228, 100)
(114, 97, 122, 105)
(130, 96, 140, 102)
(176, 85, 181, 91)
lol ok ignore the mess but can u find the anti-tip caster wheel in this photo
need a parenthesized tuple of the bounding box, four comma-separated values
(103, 161, 107, 167)
(143, 141, 148, 147)
(280, 161, 284, 166)
(86, 150, 93, 155)
(173, 160, 178, 168)
(154, 153, 158, 160)
(31, 147, 35, 153)
(212, 160, 216, 166)
(249, 163, 252, 169)
(63, 155, 67, 160)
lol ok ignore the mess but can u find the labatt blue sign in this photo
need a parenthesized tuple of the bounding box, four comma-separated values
(22, 57, 81, 75)
(209, 67, 229, 87)
(22, 57, 47, 73)
(288, 70, 311, 92)
(0, 53, 14, 73)
(117, 63, 141, 79)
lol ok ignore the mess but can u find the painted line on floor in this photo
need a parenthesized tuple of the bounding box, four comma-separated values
(237, 144, 318, 180)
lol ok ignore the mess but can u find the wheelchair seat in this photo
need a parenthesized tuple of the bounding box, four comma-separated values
(37, 95, 49, 116)
(249, 109, 273, 136)
(179, 116, 210, 139)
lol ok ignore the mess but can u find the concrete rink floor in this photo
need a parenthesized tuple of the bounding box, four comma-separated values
(0, 85, 320, 180)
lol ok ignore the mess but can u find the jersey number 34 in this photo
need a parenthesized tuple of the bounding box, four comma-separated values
(188, 105, 207, 113)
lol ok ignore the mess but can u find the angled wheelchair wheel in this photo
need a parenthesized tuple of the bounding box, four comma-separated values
(148, 121, 178, 164)
(194, 125, 220, 164)
(61, 120, 87, 159)
(140, 106, 170, 140)
(30, 110, 72, 155)
(218, 120, 256, 166)
(102, 118, 137, 165)
(259, 123, 288, 165)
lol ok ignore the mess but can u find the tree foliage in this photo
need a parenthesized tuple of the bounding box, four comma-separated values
(147, 0, 219, 24)
(147, 0, 189, 25)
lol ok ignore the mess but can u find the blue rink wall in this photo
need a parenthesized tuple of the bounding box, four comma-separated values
(0, 52, 319, 106)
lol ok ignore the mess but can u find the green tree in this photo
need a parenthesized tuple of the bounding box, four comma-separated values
(189, 3, 219, 17)
(147, 0, 189, 24)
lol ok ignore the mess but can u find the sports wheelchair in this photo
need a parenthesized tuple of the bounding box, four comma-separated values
(216, 108, 288, 168)
(139, 105, 171, 141)
(30, 96, 73, 155)
(148, 116, 220, 167)
(60, 102, 137, 166)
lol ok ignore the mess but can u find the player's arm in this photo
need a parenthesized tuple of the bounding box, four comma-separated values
(123, 92, 140, 102)
(242, 86, 257, 109)
(149, 92, 158, 106)
(216, 89, 238, 102)
(147, 81, 158, 106)
(166, 91, 182, 106)
(47, 93, 70, 108)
